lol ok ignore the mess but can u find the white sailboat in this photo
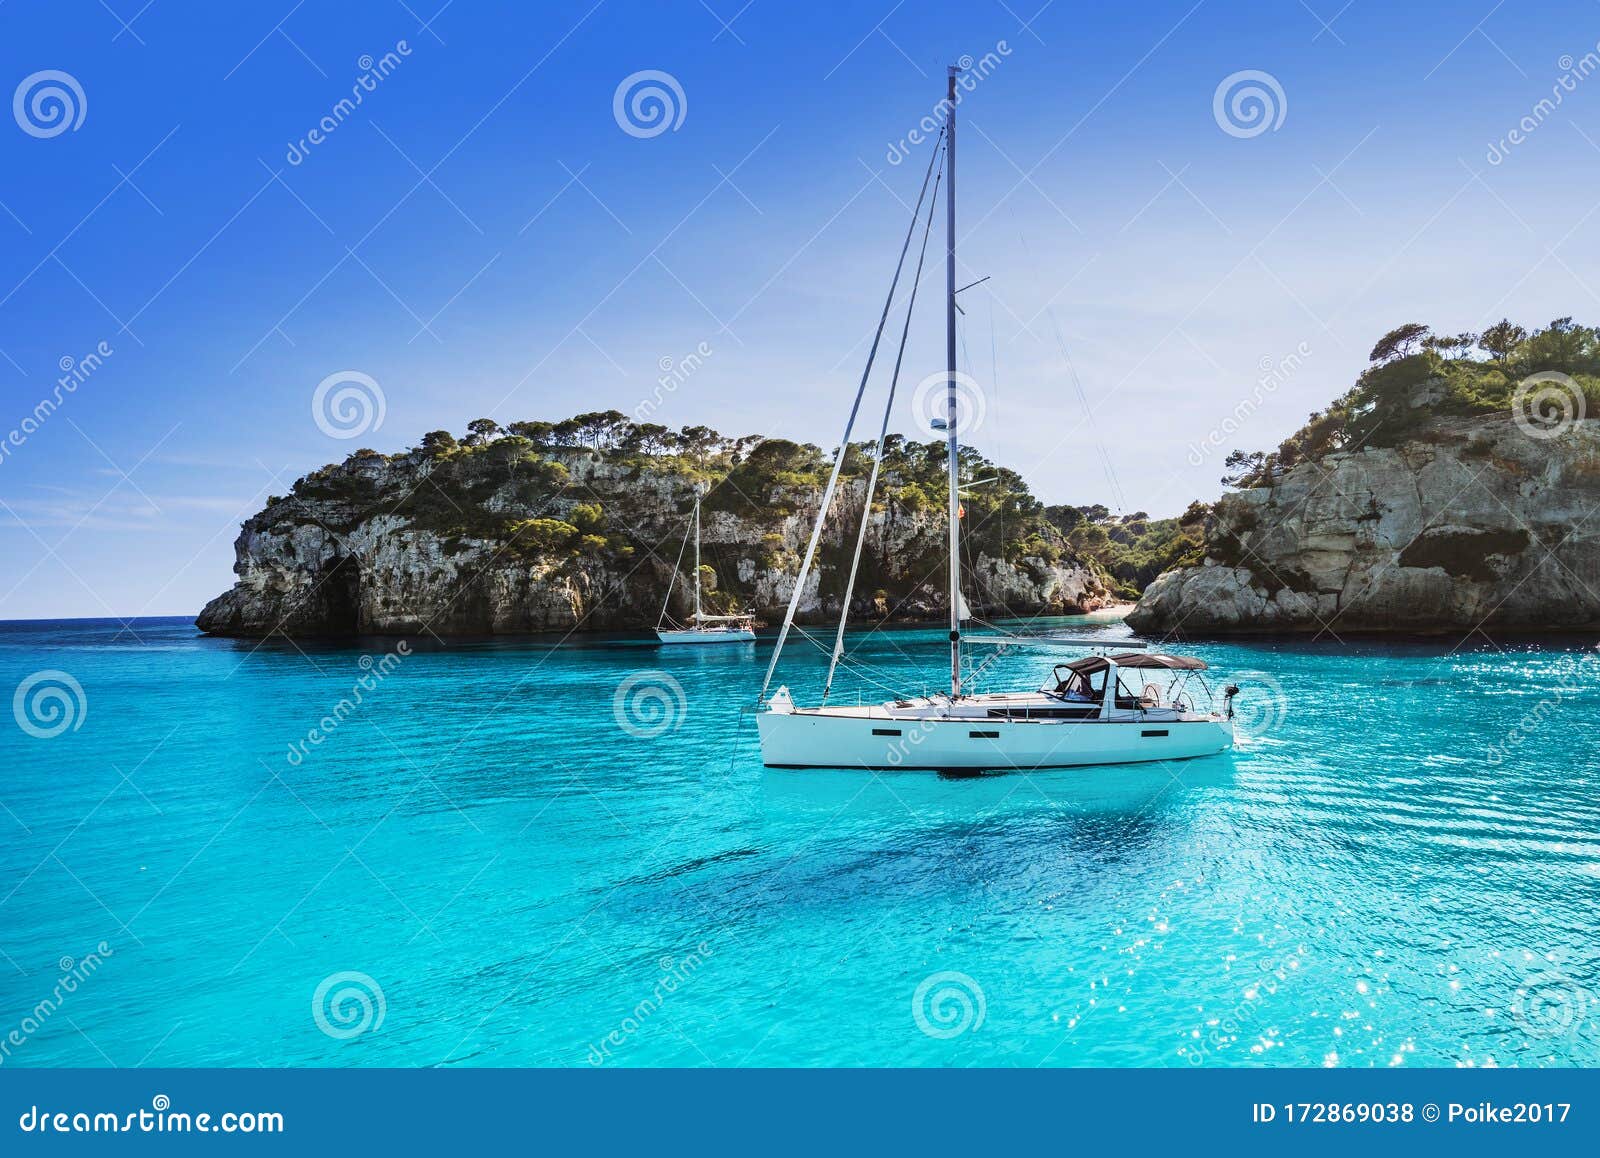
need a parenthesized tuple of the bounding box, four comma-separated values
(755, 66, 1237, 771)
(656, 490, 756, 644)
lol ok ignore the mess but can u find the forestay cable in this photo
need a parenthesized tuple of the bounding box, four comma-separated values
(822, 149, 944, 703)
(656, 506, 695, 631)
(758, 129, 946, 704)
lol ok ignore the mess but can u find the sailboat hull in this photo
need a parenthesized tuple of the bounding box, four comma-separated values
(656, 628, 756, 644)
(757, 708, 1233, 771)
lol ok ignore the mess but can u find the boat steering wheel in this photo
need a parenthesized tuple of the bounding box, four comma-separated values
(1139, 682, 1162, 708)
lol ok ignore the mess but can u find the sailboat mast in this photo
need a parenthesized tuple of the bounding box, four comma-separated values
(692, 491, 702, 621)
(944, 65, 962, 699)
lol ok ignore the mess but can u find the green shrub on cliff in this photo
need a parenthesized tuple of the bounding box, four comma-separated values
(505, 518, 580, 557)
(1046, 502, 1208, 599)
(708, 439, 829, 515)
(281, 409, 1144, 603)
(1224, 318, 1600, 488)
(569, 502, 606, 533)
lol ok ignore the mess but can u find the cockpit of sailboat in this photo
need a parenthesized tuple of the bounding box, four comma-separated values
(1047, 652, 1216, 715)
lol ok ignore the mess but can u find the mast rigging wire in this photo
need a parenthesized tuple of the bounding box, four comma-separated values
(655, 501, 695, 630)
(821, 146, 945, 703)
(1017, 231, 1129, 515)
(1046, 303, 1129, 515)
(757, 128, 947, 704)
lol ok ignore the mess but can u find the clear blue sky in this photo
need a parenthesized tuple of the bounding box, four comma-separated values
(2, 0, 1597, 618)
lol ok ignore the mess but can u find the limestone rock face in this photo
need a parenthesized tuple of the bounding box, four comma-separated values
(198, 449, 1109, 637)
(1127, 415, 1600, 635)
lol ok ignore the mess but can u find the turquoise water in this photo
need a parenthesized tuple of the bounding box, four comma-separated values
(1, 615, 1598, 1068)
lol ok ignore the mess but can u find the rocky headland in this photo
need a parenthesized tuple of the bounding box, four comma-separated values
(1129, 319, 1600, 636)
(198, 416, 1111, 637)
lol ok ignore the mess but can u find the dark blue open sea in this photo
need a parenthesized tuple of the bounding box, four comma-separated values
(1, 615, 1597, 1067)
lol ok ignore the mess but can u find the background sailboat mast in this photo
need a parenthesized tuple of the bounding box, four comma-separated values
(692, 491, 702, 621)
(945, 65, 962, 699)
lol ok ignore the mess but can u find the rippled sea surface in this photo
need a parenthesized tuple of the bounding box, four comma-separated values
(2, 615, 1598, 1068)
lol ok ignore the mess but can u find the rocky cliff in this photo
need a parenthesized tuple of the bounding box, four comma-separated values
(198, 435, 1110, 637)
(1127, 413, 1600, 635)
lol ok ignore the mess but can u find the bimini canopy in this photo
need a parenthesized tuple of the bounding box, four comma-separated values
(1059, 652, 1208, 676)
